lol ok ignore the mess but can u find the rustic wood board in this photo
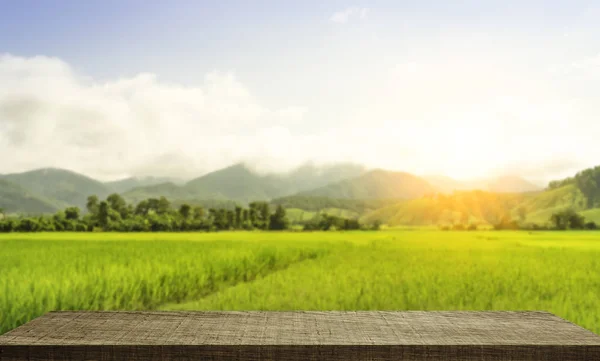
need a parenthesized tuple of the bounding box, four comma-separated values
(1, 311, 599, 360)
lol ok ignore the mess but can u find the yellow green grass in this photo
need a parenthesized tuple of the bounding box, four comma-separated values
(1, 231, 599, 336)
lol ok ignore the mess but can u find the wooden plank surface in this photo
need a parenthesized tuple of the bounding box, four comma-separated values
(1, 311, 599, 360)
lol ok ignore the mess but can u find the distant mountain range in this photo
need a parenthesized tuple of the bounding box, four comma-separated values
(105, 176, 185, 194)
(0, 179, 59, 214)
(423, 175, 542, 194)
(0, 168, 111, 211)
(359, 182, 600, 227)
(296, 169, 436, 200)
(0, 162, 566, 225)
(118, 163, 369, 204)
(0, 163, 366, 214)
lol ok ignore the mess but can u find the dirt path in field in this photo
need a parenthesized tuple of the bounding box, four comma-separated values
(157, 250, 330, 310)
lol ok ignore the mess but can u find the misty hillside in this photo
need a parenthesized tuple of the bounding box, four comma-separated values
(0, 163, 590, 221)
(184, 162, 367, 202)
(362, 191, 533, 226)
(279, 163, 368, 193)
(486, 176, 542, 193)
(422, 175, 471, 193)
(0, 163, 366, 213)
(361, 180, 599, 227)
(105, 176, 185, 194)
(0, 168, 111, 210)
(124, 162, 367, 204)
(514, 184, 586, 224)
(121, 182, 198, 205)
(295, 170, 436, 200)
(184, 163, 288, 202)
(0, 179, 60, 214)
(122, 164, 288, 204)
(424, 175, 542, 193)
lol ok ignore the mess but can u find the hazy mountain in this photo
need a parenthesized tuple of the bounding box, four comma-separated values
(296, 169, 436, 200)
(510, 183, 587, 224)
(121, 182, 196, 205)
(424, 175, 542, 194)
(361, 180, 595, 227)
(486, 175, 542, 193)
(122, 162, 367, 204)
(280, 162, 368, 192)
(0, 168, 111, 210)
(423, 175, 471, 193)
(0, 178, 61, 214)
(362, 190, 532, 226)
(183, 163, 286, 202)
(106, 176, 185, 194)
(0, 163, 546, 217)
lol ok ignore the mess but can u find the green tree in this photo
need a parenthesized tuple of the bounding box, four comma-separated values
(135, 200, 150, 215)
(211, 209, 228, 230)
(269, 205, 289, 230)
(16, 218, 40, 232)
(179, 204, 192, 220)
(234, 206, 242, 228)
(226, 210, 235, 229)
(259, 202, 270, 230)
(1, 218, 16, 232)
(494, 215, 519, 230)
(517, 207, 527, 224)
(98, 201, 110, 228)
(52, 211, 68, 231)
(157, 196, 171, 215)
(370, 220, 382, 231)
(249, 202, 270, 230)
(64, 207, 80, 221)
(574, 167, 600, 209)
(107, 193, 129, 219)
(86, 195, 99, 215)
(193, 206, 204, 220)
(550, 209, 586, 230)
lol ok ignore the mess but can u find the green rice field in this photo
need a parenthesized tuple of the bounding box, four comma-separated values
(1, 230, 599, 335)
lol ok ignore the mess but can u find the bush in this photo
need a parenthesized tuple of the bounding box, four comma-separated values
(452, 224, 465, 231)
(494, 216, 520, 230)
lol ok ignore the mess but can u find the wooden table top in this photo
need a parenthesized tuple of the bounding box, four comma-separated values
(1, 311, 599, 360)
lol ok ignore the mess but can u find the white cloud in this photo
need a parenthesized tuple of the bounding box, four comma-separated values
(330, 7, 369, 24)
(549, 53, 600, 78)
(1, 51, 599, 184)
(0, 54, 309, 180)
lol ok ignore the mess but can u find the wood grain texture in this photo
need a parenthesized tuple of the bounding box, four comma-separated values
(1, 311, 599, 360)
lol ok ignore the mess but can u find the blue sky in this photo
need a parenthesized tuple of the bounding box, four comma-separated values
(1, 1, 599, 181)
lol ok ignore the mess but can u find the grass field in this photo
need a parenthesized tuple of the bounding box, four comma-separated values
(1, 230, 599, 336)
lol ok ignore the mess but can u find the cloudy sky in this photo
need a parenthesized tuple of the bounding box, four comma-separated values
(1, 0, 599, 183)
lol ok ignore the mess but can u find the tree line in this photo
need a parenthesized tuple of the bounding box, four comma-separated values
(440, 208, 597, 231)
(548, 165, 600, 209)
(0, 194, 376, 233)
(271, 196, 399, 214)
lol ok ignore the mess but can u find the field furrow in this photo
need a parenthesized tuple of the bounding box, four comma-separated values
(0, 234, 342, 335)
